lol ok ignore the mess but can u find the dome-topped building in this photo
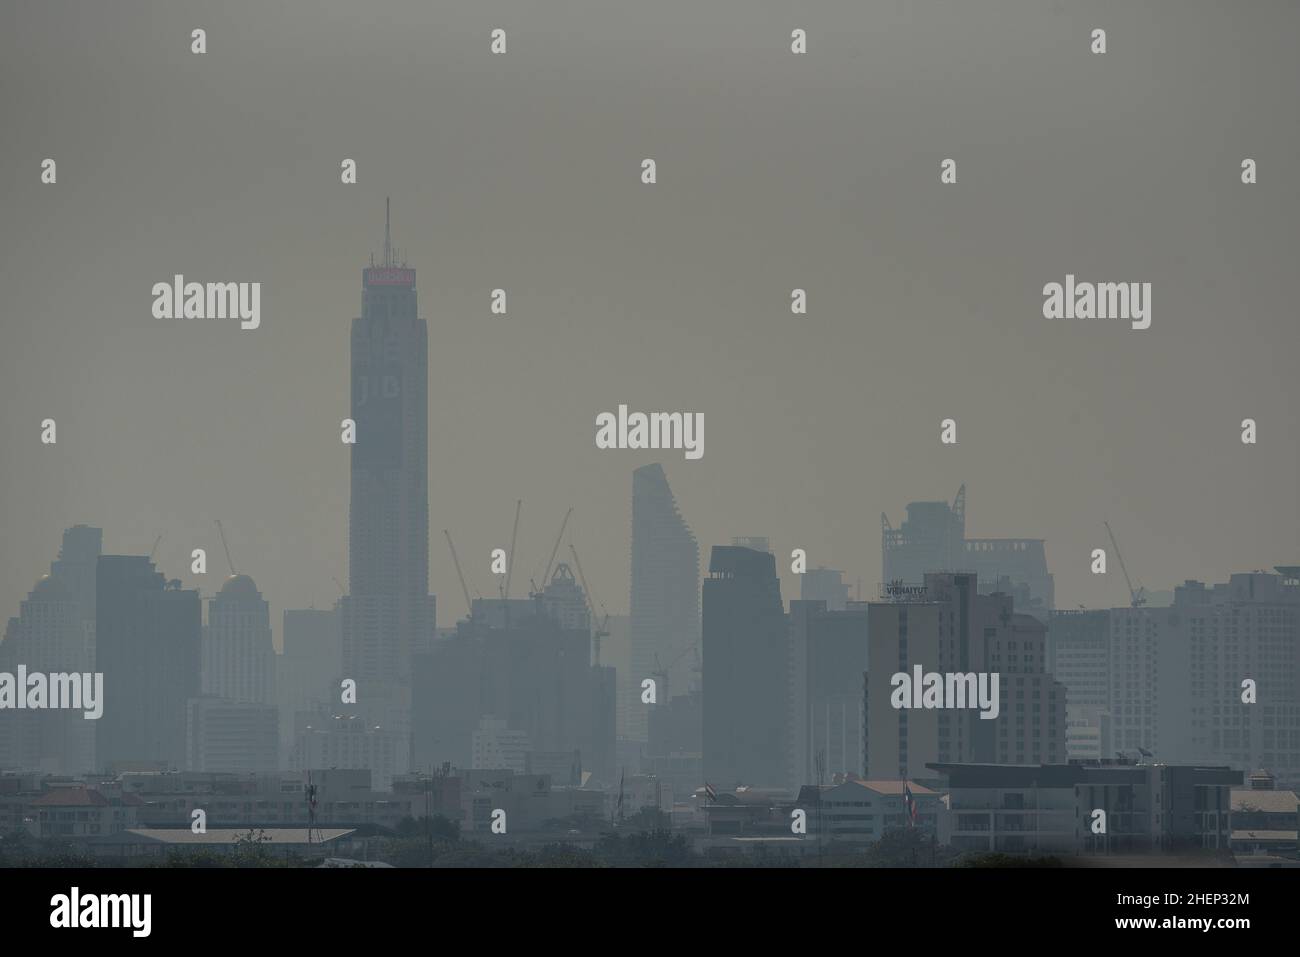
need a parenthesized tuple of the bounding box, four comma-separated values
(219, 573, 261, 599)
(205, 572, 274, 705)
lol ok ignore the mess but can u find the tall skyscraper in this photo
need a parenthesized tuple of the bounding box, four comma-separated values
(50, 524, 101, 631)
(0, 577, 93, 773)
(628, 463, 700, 742)
(702, 544, 790, 790)
(95, 556, 201, 771)
(204, 574, 275, 705)
(790, 599, 870, 785)
(340, 201, 431, 763)
(0, 526, 100, 774)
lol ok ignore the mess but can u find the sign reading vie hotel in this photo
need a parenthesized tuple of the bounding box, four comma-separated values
(365, 267, 415, 286)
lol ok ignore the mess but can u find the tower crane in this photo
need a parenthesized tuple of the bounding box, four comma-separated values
(539, 507, 573, 593)
(651, 644, 699, 706)
(502, 499, 521, 600)
(1103, 521, 1147, 607)
(215, 520, 237, 575)
(443, 529, 474, 618)
(568, 542, 609, 666)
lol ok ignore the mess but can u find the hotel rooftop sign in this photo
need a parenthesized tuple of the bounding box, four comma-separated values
(879, 580, 930, 602)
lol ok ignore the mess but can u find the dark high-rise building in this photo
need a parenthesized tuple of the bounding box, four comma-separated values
(703, 545, 790, 790)
(95, 556, 201, 772)
(589, 663, 618, 786)
(790, 599, 870, 785)
(645, 687, 703, 800)
(50, 524, 101, 630)
(412, 605, 599, 778)
(0, 526, 100, 774)
(629, 463, 700, 742)
(0, 577, 93, 773)
(340, 201, 432, 764)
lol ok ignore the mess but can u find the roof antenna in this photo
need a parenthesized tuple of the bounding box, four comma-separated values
(384, 197, 392, 267)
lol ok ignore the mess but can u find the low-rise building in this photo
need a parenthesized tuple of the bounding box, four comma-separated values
(932, 760, 1238, 855)
(1230, 772, 1298, 858)
(29, 786, 141, 839)
(805, 779, 947, 844)
(87, 827, 357, 861)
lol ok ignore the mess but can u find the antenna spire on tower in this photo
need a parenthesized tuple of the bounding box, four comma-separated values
(384, 196, 392, 267)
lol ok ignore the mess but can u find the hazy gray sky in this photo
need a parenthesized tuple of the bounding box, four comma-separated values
(2, 0, 1297, 648)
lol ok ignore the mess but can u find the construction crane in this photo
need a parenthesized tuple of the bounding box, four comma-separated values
(502, 499, 521, 600)
(215, 520, 237, 575)
(1103, 521, 1147, 607)
(651, 644, 699, 706)
(539, 507, 573, 593)
(443, 529, 474, 618)
(568, 542, 610, 666)
(149, 533, 164, 562)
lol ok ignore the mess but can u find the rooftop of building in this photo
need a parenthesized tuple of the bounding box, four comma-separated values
(218, 574, 260, 598)
(318, 858, 395, 868)
(96, 827, 355, 846)
(1231, 790, 1299, 813)
(28, 787, 144, 807)
(930, 762, 1241, 788)
(30, 788, 108, 807)
(708, 544, 778, 578)
(1230, 830, 1298, 842)
(841, 780, 938, 796)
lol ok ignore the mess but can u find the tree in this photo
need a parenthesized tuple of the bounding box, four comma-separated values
(595, 828, 693, 866)
(955, 851, 1063, 868)
(232, 827, 273, 868)
(863, 827, 927, 866)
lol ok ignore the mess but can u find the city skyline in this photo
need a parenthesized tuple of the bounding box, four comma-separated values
(3, 3, 1298, 644)
(2, 1, 1299, 895)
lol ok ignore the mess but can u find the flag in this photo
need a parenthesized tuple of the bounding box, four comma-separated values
(704, 782, 717, 803)
(903, 783, 917, 827)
